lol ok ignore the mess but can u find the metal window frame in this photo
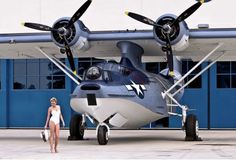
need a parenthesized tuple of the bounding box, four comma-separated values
(12, 59, 67, 90)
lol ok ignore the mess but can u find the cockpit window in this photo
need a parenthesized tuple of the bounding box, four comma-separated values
(119, 66, 132, 76)
(103, 71, 111, 82)
(86, 66, 102, 80)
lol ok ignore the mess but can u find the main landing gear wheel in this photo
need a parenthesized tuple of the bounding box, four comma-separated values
(68, 114, 85, 140)
(185, 114, 201, 141)
(97, 125, 109, 145)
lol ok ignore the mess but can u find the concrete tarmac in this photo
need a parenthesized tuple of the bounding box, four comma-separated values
(0, 129, 236, 159)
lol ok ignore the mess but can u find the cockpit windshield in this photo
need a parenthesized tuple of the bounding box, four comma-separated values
(83, 62, 147, 84)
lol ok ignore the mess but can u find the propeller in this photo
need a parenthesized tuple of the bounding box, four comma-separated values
(126, 1, 206, 76)
(63, 36, 77, 75)
(125, 12, 162, 28)
(22, 0, 92, 75)
(22, 23, 56, 32)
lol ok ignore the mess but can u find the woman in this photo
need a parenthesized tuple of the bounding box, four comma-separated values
(44, 97, 65, 153)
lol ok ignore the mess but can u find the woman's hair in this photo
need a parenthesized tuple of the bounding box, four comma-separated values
(50, 97, 57, 103)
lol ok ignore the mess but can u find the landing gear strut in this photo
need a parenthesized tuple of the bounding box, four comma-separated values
(96, 123, 110, 145)
(68, 114, 85, 140)
(165, 92, 202, 141)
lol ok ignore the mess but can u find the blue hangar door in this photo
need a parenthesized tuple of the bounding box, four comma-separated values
(0, 60, 8, 127)
(170, 61, 236, 129)
(169, 61, 209, 129)
(2, 59, 73, 128)
(210, 62, 236, 128)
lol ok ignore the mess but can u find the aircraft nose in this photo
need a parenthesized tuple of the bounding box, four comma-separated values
(80, 84, 100, 90)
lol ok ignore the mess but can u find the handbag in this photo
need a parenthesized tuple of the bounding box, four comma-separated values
(40, 129, 49, 142)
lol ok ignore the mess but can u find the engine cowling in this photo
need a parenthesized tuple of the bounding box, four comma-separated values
(153, 14, 189, 51)
(51, 17, 90, 51)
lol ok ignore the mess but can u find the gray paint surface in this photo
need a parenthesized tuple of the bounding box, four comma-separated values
(0, 129, 236, 159)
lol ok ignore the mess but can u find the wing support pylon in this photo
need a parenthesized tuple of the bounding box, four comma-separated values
(36, 47, 82, 85)
(161, 42, 225, 128)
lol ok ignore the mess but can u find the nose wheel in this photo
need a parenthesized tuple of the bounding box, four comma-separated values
(96, 123, 110, 145)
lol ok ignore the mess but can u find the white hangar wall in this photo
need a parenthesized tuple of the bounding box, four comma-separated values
(0, 0, 236, 33)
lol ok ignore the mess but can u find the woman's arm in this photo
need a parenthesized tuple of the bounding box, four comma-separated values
(44, 107, 51, 128)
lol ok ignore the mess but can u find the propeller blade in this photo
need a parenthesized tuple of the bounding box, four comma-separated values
(62, 37, 77, 74)
(165, 34, 174, 76)
(125, 12, 162, 28)
(22, 22, 56, 31)
(66, 0, 92, 29)
(171, 2, 202, 27)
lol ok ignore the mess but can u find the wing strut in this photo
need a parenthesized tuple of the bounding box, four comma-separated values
(161, 42, 223, 99)
(172, 52, 226, 97)
(160, 42, 225, 128)
(36, 47, 81, 85)
(52, 56, 83, 81)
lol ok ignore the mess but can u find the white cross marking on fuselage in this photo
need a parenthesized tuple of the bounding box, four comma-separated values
(130, 80, 143, 96)
(125, 80, 146, 97)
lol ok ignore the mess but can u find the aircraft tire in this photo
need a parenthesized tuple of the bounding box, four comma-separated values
(68, 114, 84, 140)
(97, 125, 108, 145)
(185, 114, 200, 141)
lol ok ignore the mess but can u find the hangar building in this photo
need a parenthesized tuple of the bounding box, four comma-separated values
(0, 0, 236, 129)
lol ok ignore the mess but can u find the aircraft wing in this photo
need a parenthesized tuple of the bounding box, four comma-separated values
(1, 28, 236, 62)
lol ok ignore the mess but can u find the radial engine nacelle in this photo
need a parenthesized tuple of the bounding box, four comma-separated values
(153, 14, 189, 52)
(51, 17, 90, 51)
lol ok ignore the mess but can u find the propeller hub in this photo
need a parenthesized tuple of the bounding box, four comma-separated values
(58, 27, 68, 36)
(51, 19, 77, 46)
(162, 24, 172, 34)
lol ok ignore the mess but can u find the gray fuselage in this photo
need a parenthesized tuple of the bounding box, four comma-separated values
(70, 60, 183, 128)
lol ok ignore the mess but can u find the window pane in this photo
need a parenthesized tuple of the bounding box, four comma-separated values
(53, 67, 64, 75)
(78, 62, 91, 76)
(217, 62, 230, 74)
(14, 59, 26, 63)
(14, 60, 26, 76)
(187, 75, 202, 88)
(27, 61, 39, 76)
(182, 61, 188, 74)
(27, 76, 39, 89)
(160, 62, 167, 71)
(53, 76, 65, 89)
(146, 63, 159, 74)
(13, 59, 66, 90)
(188, 61, 201, 74)
(27, 59, 38, 63)
(231, 75, 236, 88)
(52, 59, 65, 75)
(40, 76, 52, 89)
(231, 62, 236, 74)
(40, 61, 52, 76)
(182, 61, 201, 88)
(217, 75, 230, 88)
(184, 77, 188, 85)
(91, 58, 104, 65)
(14, 77, 26, 89)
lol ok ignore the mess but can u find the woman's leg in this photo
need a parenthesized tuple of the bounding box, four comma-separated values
(49, 121, 56, 153)
(54, 124, 60, 153)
